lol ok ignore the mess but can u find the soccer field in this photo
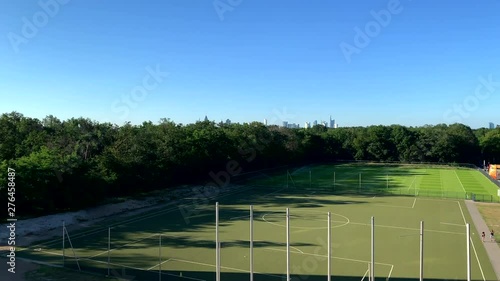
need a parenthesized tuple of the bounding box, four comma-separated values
(249, 163, 500, 201)
(16, 163, 500, 281)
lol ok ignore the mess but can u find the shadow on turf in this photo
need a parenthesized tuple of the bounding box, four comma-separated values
(61, 261, 497, 281)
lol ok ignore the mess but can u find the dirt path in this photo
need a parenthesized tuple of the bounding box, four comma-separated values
(0, 183, 240, 280)
(465, 200, 500, 280)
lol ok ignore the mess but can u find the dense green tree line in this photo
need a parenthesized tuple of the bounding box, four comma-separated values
(1, 112, 499, 218)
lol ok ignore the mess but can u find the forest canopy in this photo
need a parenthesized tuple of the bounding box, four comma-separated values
(1, 112, 499, 218)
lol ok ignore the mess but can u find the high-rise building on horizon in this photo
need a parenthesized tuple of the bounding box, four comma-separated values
(489, 122, 495, 129)
(305, 122, 310, 129)
(283, 121, 288, 128)
(329, 116, 336, 128)
(264, 119, 267, 126)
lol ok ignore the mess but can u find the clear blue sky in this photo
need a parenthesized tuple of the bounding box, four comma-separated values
(1, 0, 499, 128)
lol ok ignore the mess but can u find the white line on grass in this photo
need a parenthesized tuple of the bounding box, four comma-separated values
(440, 222, 464, 227)
(88, 233, 159, 259)
(373, 198, 416, 209)
(147, 258, 171, 270)
(261, 213, 350, 230)
(407, 176, 416, 191)
(454, 170, 467, 194)
(170, 258, 283, 278)
(388, 264, 394, 280)
(457, 201, 486, 281)
(347, 221, 464, 236)
(36, 249, 206, 281)
(86, 258, 206, 281)
(265, 247, 395, 278)
(470, 239, 486, 281)
(290, 246, 304, 253)
(372, 204, 412, 209)
(37, 249, 63, 256)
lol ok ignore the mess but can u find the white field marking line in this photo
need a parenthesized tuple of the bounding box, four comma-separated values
(147, 258, 172, 270)
(470, 239, 486, 281)
(454, 170, 467, 194)
(361, 267, 369, 281)
(407, 176, 416, 191)
(372, 198, 416, 209)
(35, 184, 253, 248)
(79, 258, 206, 281)
(372, 204, 412, 209)
(415, 197, 450, 202)
(34, 252, 205, 281)
(440, 222, 465, 227)
(347, 221, 464, 236)
(170, 258, 283, 278)
(265, 247, 395, 267)
(458, 201, 486, 281)
(290, 246, 303, 253)
(261, 213, 350, 230)
(37, 249, 64, 256)
(88, 232, 159, 259)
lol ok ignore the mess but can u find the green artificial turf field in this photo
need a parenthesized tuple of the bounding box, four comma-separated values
(251, 163, 500, 201)
(17, 163, 500, 281)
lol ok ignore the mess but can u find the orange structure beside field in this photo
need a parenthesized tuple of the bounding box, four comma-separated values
(489, 164, 499, 180)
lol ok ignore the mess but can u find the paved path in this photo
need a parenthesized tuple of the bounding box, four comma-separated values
(465, 200, 500, 280)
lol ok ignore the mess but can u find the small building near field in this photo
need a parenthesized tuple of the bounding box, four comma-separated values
(489, 164, 499, 180)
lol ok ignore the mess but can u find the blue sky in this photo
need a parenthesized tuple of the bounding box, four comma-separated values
(1, 0, 499, 128)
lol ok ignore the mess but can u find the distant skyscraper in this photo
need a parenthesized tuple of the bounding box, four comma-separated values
(329, 116, 335, 128)
(204, 115, 209, 122)
(283, 121, 288, 128)
(225, 119, 231, 125)
(489, 122, 495, 129)
(313, 120, 318, 126)
(322, 121, 328, 127)
(334, 123, 338, 128)
(305, 122, 310, 129)
(264, 119, 267, 126)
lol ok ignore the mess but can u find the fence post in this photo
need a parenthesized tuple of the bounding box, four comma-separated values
(62, 221, 65, 267)
(108, 227, 110, 276)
